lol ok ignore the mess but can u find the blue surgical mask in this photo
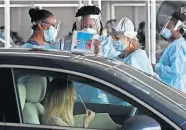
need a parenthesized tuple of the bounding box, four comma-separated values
(113, 40, 127, 52)
(44, 26, 58, 43)
(161, 28, 171, 39)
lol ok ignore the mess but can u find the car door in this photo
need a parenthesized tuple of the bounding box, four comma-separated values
(0, 66, 177, 130)
(0, 68, 17, 130)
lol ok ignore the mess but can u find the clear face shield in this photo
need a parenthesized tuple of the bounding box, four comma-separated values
(75, 15, 101, 34)
(55, 20, 61, 33)
(40, 20, 61, 44)
(160, 16, 184, 39)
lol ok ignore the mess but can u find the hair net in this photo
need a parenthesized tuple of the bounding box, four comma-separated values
(110, 17, 137, 39)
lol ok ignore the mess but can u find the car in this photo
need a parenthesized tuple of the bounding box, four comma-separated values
(0, 48, 186, 130)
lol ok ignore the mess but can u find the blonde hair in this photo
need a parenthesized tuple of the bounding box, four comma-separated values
(123, 36, 139, 53)
(42, 79, 77, 126)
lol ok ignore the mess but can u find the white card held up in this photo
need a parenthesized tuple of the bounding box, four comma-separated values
(71, 31, 96, 53)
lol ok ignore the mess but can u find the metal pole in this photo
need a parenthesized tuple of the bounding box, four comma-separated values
(92, 0, 101, 10)
(111, 4, 115, 19)
(151, 0, 156, 64)
(106, 1, 111, 21)
(82, 0, 88, 6)
(79, 0, 82, 8)
(87, 0, 92, 5)
(4, 0, 10, 48)
(10, 4, 83, 8)
(145, 0, 151, 60)
(98, 0, 101, 10)
(134, 6, 138, 31)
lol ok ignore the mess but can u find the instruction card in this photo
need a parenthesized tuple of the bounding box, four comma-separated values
(71, 31, 94, 53)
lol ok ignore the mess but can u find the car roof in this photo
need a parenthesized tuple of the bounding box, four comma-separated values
(0, 48, 127, 70)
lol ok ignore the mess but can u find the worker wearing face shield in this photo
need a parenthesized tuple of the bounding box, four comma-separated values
(100, 17, 153, 75)
(153, 12, 186, 93)
(62, 5, 104, 51)
(61, 5, 122, 59)
(59, 6, 111, 104)
(24, 7, 60, 49)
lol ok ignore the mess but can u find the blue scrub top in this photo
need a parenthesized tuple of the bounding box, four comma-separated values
(23, 40, 43, 48)
(23, 39, 62, 50)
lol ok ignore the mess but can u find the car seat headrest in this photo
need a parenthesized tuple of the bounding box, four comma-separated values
(23, 76, 47, 103)
(17, 83, 26, 110)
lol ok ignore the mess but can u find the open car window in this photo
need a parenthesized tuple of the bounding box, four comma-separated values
(73, 81, 131, 106)
(10, 68, 175, 130)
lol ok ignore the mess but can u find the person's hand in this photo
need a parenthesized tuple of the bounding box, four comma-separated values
(86, 39, 101, 55)
(93, 39, 101, 55)
(84, 110, 95, 128)
(152, 64, 155, 71)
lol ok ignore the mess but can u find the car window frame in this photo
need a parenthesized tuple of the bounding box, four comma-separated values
(1, 65, 181, 130)
(0, 68, 21, 124)
(5, 122, 102, 130)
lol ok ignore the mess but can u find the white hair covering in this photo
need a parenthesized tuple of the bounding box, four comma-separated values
(110, 17, 137, 39)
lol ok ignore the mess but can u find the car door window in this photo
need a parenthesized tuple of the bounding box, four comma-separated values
(74, 81, 131, 106)
(11, 68, 175, 130)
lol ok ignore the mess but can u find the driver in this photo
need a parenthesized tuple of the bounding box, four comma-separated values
(42, 78, 95, 128)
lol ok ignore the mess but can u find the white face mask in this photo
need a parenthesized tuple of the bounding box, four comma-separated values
(44, 26, 58, 44)
(82, 28, 97, 34)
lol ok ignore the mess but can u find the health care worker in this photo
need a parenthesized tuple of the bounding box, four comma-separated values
(23, 7, 60, 49)
(154, 12, 186, 92)
(100, 17, 153, 75)
(64, 5, 123, 59)
(61, 5, 121, 58)
(95, 17, 153, 105)
(62, 5, 111, 104)
(62, 5, 124, 105)
(63, 5, 104, 50)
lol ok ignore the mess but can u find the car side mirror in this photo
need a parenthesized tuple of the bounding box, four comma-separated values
(122, 115, 161, 130)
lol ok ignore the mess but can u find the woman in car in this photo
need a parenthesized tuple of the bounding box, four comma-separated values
(42, 78, 95, 128)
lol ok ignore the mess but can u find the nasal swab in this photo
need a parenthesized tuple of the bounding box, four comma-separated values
(79, 95, 87, 111)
